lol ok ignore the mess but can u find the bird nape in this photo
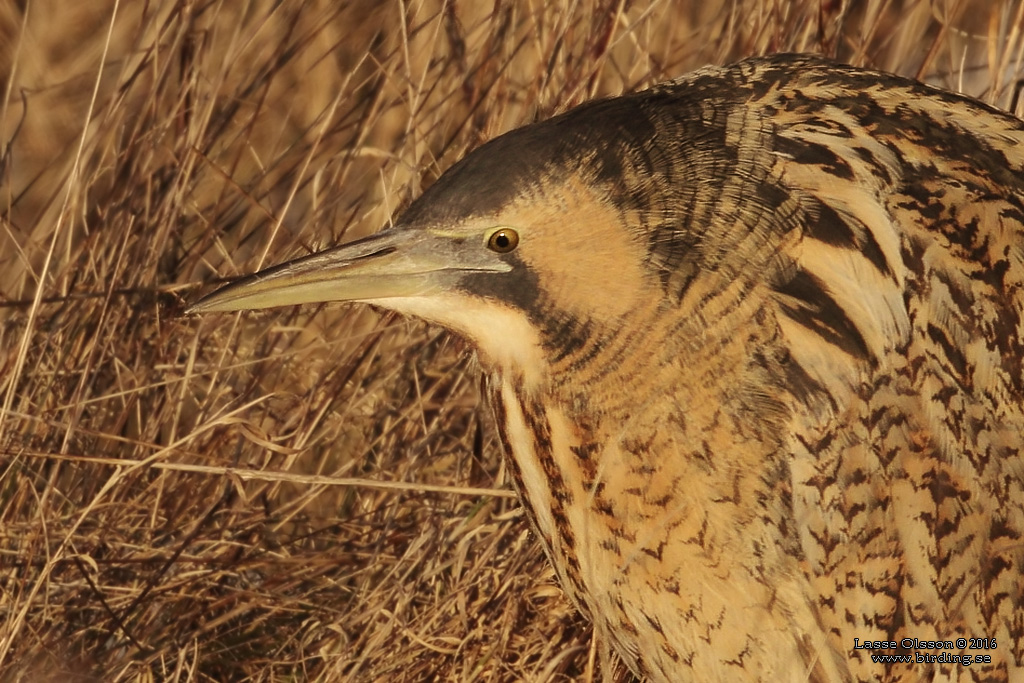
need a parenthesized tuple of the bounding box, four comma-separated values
(188, 54, 1024, 682)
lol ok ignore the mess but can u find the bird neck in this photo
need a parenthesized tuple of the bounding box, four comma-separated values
(486, 289, 799, 615)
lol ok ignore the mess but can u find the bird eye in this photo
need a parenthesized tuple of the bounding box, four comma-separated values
(487, 228, 519, 253)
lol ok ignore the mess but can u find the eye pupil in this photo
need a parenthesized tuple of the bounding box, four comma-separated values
(488, 228, 519, 253)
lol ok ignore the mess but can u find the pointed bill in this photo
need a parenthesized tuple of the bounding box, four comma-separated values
(187, 227, 510, 314)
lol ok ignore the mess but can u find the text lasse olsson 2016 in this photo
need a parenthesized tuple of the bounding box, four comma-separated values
(853, 638, 997, 650)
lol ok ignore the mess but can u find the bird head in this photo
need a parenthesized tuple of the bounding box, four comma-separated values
(188, 94, 697, 388)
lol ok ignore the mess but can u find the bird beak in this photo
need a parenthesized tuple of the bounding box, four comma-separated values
(187, 227, 508, 314)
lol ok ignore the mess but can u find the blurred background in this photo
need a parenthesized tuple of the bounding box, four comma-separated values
(1, 1, 1022, 680)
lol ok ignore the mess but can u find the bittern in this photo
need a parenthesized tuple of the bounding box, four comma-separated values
(189, 54, 1024, 681)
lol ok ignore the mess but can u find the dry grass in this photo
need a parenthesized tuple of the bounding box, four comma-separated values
(1, 0, 1021, 681)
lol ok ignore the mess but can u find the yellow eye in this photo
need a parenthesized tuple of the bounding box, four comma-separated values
(487, 228, 519, 253)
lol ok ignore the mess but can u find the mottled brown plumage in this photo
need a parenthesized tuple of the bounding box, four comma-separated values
(190, 54, 1024, 681)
